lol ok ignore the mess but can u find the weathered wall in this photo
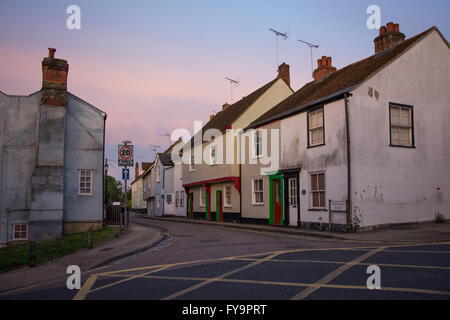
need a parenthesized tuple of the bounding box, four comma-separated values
(349, 30, 450, 228)
(0, 92, 41, 243)
(281, 99, 349, 227)
(63, 93, 105, 229)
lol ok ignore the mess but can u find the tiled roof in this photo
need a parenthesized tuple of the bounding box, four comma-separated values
(248, 26, 443, 129)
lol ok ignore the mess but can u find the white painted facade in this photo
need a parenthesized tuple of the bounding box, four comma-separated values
(349, 29, 450, 228)
(280, 29, 450, 229)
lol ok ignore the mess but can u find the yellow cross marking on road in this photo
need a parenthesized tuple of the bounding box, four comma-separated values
(72, 241, 450, 300)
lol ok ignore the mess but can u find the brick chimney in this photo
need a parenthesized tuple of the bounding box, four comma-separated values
(374, 22, 405, 54)
(135, 162, 139, 179)
(277, 63, 290, 86)
(41, 48, 69, 106)
(222, 103, 230, 111)
(313, 56, 337, 81)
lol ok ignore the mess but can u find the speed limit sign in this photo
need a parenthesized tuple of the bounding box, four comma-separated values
(118, 145, 134, 167)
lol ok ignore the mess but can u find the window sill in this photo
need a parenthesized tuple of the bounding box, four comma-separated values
(308, 208, 328, 212)
(252, 203, 265, 206)
(224, 205, 232, 208)
(307, 143, 325, 149)
(389, 144, 416, 149)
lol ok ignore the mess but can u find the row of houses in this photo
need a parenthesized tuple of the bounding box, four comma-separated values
(131, 23, 449, 231)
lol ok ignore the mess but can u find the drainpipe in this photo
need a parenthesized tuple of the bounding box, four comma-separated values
(102, 113, 107, 221)
(344, 94, 352, 231)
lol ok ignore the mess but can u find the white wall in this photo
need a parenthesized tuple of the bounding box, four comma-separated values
(349, 30, 450, 228)
(281, 99, 349, 227)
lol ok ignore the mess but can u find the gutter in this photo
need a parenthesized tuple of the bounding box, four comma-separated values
(246, 85, 358, 130)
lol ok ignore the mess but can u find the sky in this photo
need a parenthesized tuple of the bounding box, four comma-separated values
(1, 0, 449, 181)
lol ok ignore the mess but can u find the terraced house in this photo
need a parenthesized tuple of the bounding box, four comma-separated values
(244, 24, 450, 231)
(182, 64, 293, 222)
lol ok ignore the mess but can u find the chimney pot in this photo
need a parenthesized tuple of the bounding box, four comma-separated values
(317, 59, 322, 67)
(387, 22, 395, 32)
(394, 23, 400, 33)
(210, 114, 215, 121)
(379, 26, 387, 36)
(327, 57, 332, 67)
(48, 48, 56, 58)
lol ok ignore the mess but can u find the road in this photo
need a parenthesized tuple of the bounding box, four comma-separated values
(2, 215, 450, 300)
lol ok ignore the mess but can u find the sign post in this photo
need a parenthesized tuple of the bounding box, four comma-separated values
(118, 142, 133, 230)
(329, 200, 347, 232)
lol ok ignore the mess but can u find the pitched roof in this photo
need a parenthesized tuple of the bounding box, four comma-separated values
(189, 77, 280, 146)
(141, 162, 153, 172)
(157, 153, 173, 166)
(248, 26, 444, 129)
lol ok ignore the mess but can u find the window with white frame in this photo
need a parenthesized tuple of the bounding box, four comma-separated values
(175, 191, 179, 207)
(79, 170, 92, 195)
(190, 153, 195, 171)
(157, 197, 160, 208)
(252, 179, 264, 205)
(180, 191, 184, 207)
(225, 186, 232, 207)
(200, 187, 206, 207)
(253, 130, 263, 157)
(390, 103, 414, 147)
(13, 224, 28, 241)
(288, 178, 298, 207)
(210, 145, 217, 165)
(156, 166, 160, 182)
(166, 194, 172, 204)
(310, 172, 326, 208)
(308, 108, 324, 147)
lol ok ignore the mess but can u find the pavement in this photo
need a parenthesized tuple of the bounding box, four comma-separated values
(0, 223, 164, 296)
(142, 215, 450, 242)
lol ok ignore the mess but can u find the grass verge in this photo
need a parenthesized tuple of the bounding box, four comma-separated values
(0, 226, 116, 274)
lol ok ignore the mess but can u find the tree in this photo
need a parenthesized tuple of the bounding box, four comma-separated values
(105, 176, 123, 204)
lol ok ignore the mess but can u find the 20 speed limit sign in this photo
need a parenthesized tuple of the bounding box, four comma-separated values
(118, 145, 134, 167)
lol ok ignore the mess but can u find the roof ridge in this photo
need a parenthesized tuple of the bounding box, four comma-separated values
(248, 26, 441, 129)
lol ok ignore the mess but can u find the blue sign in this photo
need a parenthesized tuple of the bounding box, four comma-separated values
(122, 168, 130, 180)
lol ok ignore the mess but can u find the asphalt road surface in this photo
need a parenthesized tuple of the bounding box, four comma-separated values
(2, 215, 450, 300)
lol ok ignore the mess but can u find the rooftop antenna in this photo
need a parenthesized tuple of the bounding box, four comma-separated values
(158, 133, 171, 147)
(225, 77, 239, 103)
(297, 39, 319, 77)
(269, 28, 288, 69)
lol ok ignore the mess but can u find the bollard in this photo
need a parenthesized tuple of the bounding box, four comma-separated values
(29, 241, 36, 267)
(88, 226, 93, 249)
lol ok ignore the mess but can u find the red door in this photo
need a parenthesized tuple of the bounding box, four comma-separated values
(218, 191, 223, 222)
(273, 179, 282, 224)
